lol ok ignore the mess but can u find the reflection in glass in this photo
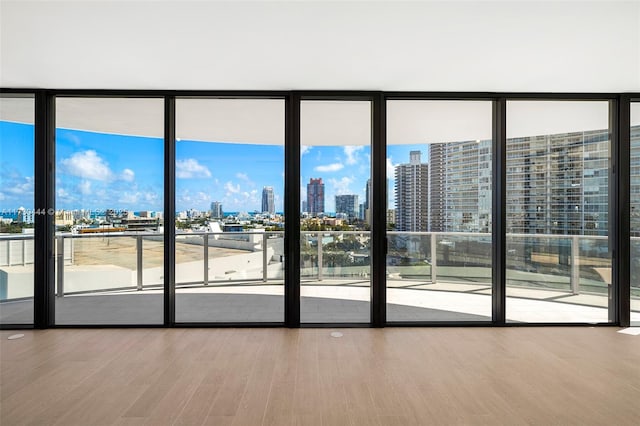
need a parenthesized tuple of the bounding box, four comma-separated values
(300, 101, 371, 323)
(175, 99, 285, 323)
(506, 101, 612, 323)
(0, 95, 35, 324)
(54, 98, 164, 325)
(631, 102, 640, 324)
(385, 100, 493, 322)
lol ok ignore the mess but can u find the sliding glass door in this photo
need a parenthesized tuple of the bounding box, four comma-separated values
(174, 98, 285, 323)
(506, 101, 612, 323)
(385, 100, 493, 322)
(299, 100, 372, 323)
(0, 95, 35, 325)
(54, 97, 164, 325)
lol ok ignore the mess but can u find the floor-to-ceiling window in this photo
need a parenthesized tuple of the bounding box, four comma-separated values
(54, 97, 164, 325)
(175, 98, 285, 323)
(506, 101, 612, 323)
(631, 101, 640, 325)
(0, 95, 35, 325)
(385, 100, 493, 322)
(299, 100, 372, 323)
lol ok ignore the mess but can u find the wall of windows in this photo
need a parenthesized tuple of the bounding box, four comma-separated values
(0, 91, 637, 328)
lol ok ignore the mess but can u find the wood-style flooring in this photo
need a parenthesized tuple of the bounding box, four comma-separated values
(1, 327, 639, 425)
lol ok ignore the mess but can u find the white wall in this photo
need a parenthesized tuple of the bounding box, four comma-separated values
(1, 1, 639, 92)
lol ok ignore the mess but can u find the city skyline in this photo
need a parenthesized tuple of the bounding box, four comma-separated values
(3, 120, 638, 236)
(1, 121, 418, 214)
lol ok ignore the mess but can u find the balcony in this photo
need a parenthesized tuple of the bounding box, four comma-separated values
(1, 231, 639, 324)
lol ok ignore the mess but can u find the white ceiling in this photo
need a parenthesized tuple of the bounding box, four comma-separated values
(0, 1, 637, 144)
(1, 0, 639, 92)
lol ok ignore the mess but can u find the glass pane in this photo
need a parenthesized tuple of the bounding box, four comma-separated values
(0, 95, 35, 325)
(631, 102, 640, 325)
(175, 98, 285, 322)
(386, 100, 492, 321)
(506, 101, 612, 323)
(55, 98, 164, 325)
(300, 100, 371, 323)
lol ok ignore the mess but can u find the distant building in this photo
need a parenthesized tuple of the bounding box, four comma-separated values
(262, 186, 275, 215)
(428, 144, 445, 232)
(55, 210, 74, 227)
(307, 178, 325, 216)
(16, 207, 34, 224)
(335, 194, 359, 220)
(387, 209, 396, 226)
(364, 178, 372, 225)
(210, 201, 223, 219)
(395, 151, 429, 232)
(301, 200, 308, 213)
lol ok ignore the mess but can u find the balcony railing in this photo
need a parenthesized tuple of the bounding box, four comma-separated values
(1, 231, 639, 303)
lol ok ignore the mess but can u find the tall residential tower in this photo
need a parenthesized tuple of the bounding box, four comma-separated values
(395, 151, 429, 231)
(261, 186, 275, 215)
(307, 178, 325, 216)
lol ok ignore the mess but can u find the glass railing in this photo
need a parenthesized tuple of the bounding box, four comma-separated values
(1, 231, 638, 322)
(300, 231, 371, 281)
(387, 231, 492, 286)
(176, 230, 284, 286)
(0, 233, 35, 301)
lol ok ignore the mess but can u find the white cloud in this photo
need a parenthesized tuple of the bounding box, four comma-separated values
(119, 192, 139, 204)
(344, 146, 364, 165)
(176, 159, 212, 179)
(235, 173, 255, 187)
(5, 177, 33, 195)
(78, 180, 92, 195)
(60, 150, 113, 181)
(0, 193, 5, 201)
(301, 146, 312, 156)
(314, 163, 344, 172)
(224, 181, 241, 194)
(120, 168, 135, 182)
(328, 177, 354, 195)
(387, 157, 396, 176)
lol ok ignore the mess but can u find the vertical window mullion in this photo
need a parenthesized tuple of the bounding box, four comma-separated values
(492, 98, 506, 324)
(164, 96, 176, 326)
(285, 93, 301, 327)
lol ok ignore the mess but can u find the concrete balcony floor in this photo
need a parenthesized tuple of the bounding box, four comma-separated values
(2, 279, 639, 325)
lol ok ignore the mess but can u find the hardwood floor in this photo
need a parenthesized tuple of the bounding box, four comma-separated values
(1, 327, 639, 425)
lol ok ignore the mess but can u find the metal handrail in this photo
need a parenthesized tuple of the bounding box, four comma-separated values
(0, 230, 636, 301)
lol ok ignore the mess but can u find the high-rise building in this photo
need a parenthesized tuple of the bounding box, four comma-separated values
(262, 186, 275, 215)
(210, 201, 223, 219)
(505, 129, 609, 236)
(432, 140, 492, 233)
(335, 194, 359, 220)
(307, 178, 324, 216)
(395, 151, 429, 231)
(428, 144, 445, 232)
(422, 127, 620, 236)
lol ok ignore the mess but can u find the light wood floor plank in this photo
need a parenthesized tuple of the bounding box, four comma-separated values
(1, 327, 639, 426)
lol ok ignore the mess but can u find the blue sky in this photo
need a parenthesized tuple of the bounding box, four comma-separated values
(0, 120, 428, 214)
